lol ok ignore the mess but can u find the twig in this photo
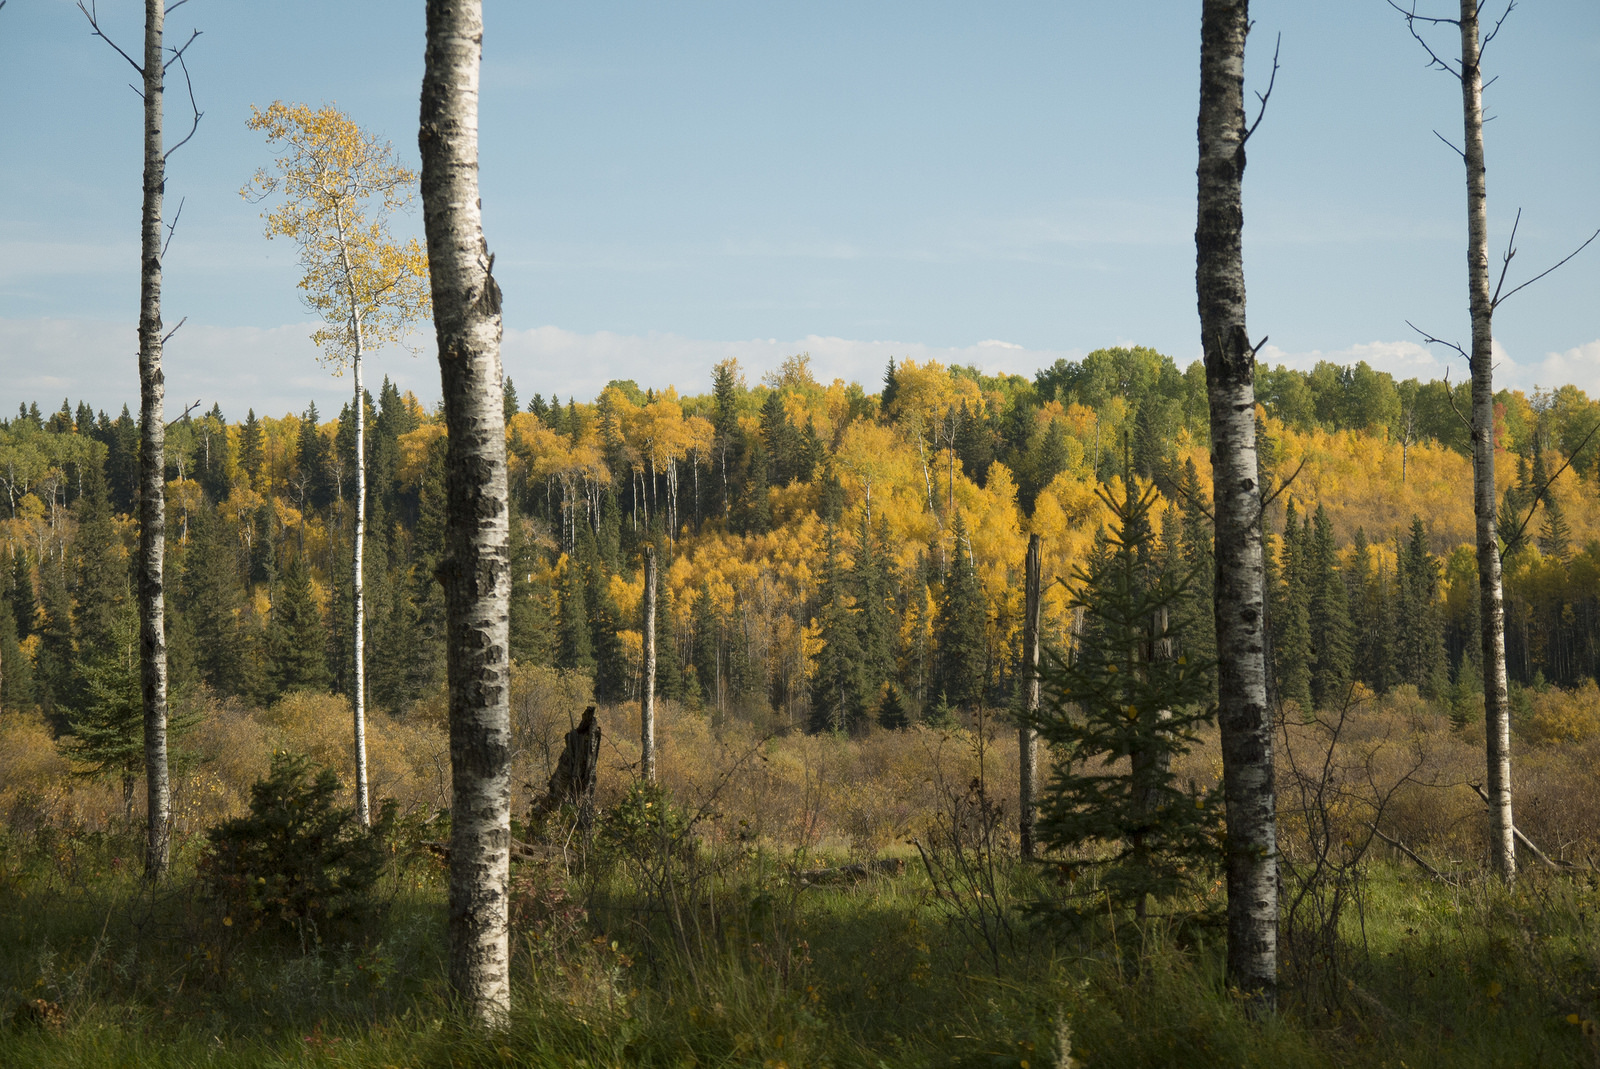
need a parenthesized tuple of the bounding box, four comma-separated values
(1500, 420, 1600, 556)
(1440, 368, 1473, 434)
(161, 197, 184, 258)
(164, 398, 202, 429)
(1386, 0, 1463, 79)
(163, 34, 204, 162)
(77, 0, 144, 77)
(1242, 34, 1282, 146)
(1260, 456, 1307, 511)
(160, 316, 187, 346)
(1433, 129, 1466, 162)
(1493, 224, 1600, 309)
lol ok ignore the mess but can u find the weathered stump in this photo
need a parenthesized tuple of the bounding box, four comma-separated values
(532, 706, 602, 829)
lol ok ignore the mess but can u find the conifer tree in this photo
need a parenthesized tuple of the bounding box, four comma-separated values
(296, 401, 335, 512)
(1395, 517, 1446, 694)
(179, 506, 246, 695)
(1027, 477, 1220, 914)
(811, 524, 867, 733)
(0, 586, 33, 712)
(691, 581, 722, 714)
(934, 514, 987, 712)
(877, 683, 909, 731)
(556, 555, 594, 674)
(854, 513, 896, 701)
(1174, 458, 1217, 664)
(1272, 500, 1313, 712)
(60, 599, 144, 818)
(238, 408, 265, 490)
(264, 553, 332, 700)
(72, 465, 126, 661)
(1306, 504, 1353, 709)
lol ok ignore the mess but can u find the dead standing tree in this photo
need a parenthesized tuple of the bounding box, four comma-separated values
(1196, 0, 1279, 1007)
(77, 0, 202, 882)
(1390, 0, 1599, 882)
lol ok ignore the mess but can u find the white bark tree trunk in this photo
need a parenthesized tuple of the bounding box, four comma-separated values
(420, 0, 513, 1026)
(1197, 0, 1277, 1007)
(351, 299, 370, 827)
(1457, 0, 1516, 880)
(137, 0, 172, 882)
(1019, 534, 1041, 859)
(641, 544, 658, 783)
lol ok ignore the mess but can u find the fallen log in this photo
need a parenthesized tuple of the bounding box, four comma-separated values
(1467, 782, 1580, 871)
(792, 857, 907, 885)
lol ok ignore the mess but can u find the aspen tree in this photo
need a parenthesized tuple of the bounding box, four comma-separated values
(244, 102, 430, 826)
(419, 0, 513, 1024)
(1196, 0, 1278, 1005)
(76, 0, 202, 880)
(1391, 0, 1598, 879)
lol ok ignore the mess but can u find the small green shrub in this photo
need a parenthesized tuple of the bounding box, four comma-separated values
(598, 782, 691, 862)
(198, 751, 394, 939)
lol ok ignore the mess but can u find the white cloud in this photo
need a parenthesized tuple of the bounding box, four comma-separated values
(1256, 337, 1600, 397)
(498, 326, 1080, 400)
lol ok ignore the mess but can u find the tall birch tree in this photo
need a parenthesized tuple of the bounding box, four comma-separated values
(77, 0, 202, 880)
(244, 104, 430, 826)
(1391, 0, 1598, 880)
(419, 0, 513, 1024)
(1197, 0, 1277, 1005)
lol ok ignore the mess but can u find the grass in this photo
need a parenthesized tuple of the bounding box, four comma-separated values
(5, 815, 1600, 1069)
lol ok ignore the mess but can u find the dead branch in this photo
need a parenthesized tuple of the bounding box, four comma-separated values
(1242, 33, 1281, 146)
(1370, 823, 1452, 881)
(77, 0, 143, 78)
(163, 34, 204, 162)
(1500, 419, 1600, 557)
(163, 398, 202, 429)
(1467, 782, 1578, 870)
(792, 857, 906, 885)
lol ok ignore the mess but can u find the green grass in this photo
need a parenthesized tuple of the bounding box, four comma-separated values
(4, 823, 1600, 1067)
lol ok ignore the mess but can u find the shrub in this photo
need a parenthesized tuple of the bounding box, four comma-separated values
(198, 751, 394, 939)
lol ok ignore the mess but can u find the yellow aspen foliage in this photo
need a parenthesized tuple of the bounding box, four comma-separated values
(243, 102, 431, 367)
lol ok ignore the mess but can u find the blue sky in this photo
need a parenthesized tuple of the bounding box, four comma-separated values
(1, 1, 1596, 418)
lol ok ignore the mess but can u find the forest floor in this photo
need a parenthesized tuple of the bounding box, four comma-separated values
(4, 818, 1600, 1069)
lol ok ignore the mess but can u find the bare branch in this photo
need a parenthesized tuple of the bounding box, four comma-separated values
(160, 316, 188, 346)
(163, 43, 204, 162)
(163, 0, 190, 14)
(1242, 34, 1281, 146)
(1441, 369, 1473, 434)
(1387, 0, 1463, 78)
(1501, 419, 1600, 556)
(1405, 319, 1470, 364)
(161, 26, 200, 70)
(1479, 0, 1516, 55)
(164, 398, 202, 429)
(76, 0, 144, 77)
(1260, 456, 1307, 512)
(1490, 206, 1522, 305)
(1493, 226, 1600, 309)
(161, 197, 185, 259)
(1433, 129, 1466, 162)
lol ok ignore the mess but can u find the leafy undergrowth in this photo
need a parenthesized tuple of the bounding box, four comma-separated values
(3, 822, 1599, 1068)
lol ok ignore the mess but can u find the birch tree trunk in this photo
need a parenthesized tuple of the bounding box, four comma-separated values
(420, 0, 513, 1025)
(1197, 0, 1276, 1006)
(1457, 0, 1516, 880)
(137, 0, 172, 882)
(641, 544, 658, 783)
(352, 313, 370, 826)
(1019, 534, 1040, 859)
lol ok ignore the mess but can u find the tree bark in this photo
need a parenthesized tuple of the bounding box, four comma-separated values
(351, 301, 370, 827)
(1019, 534, 1040, 859)
(1458, 0, 1516, 881)
(420, 0, 513, 1026)
(641, 544, 658, 783)
(137, 0, 172, 882)
(1197, 0, 1276, 1006)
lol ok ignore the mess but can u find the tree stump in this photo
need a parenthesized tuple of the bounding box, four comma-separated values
(532, 706, 602, 828)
